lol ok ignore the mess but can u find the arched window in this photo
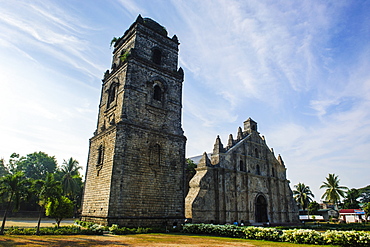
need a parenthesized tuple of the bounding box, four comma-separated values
(153, 85, 162, 101)
(256, 164, 261, 175)
(152, 48, 162, 65)
(96, 145, 104, 176)
(272, 167, 275, 177)
(107, 83, 117, 107)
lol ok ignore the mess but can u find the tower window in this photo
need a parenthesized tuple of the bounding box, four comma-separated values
(152, 48, 162, 65)
(107, 83, 117, 107)
(256, 164, 261, 175)
(96, 144, 104, 176)
(153, 85, 162, 101)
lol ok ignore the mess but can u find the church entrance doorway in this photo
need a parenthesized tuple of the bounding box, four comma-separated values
(255, 195, 268, 222)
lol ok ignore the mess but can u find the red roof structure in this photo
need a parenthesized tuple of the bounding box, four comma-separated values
(339, 209, 364, 214)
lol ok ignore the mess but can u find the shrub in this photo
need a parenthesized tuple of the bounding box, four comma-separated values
(74, 220, 95, 228)
(182, 224, 244, 238)
(281, 229, 324, 245)
(182, 223, 370, 246)
(323, 230, 370, 246)
(243, 226, 281, 241)
(108, 224, 152, 235)
(5, 226, 84, 235)
(5, 227, 36, 235)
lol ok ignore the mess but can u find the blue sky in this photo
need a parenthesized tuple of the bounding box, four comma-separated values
(0, 0, 369, 200)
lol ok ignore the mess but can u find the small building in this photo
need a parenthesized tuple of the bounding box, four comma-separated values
(339, 209, 365, 223)
(298, 209, 337, 222)
(318, 209, 338, 221)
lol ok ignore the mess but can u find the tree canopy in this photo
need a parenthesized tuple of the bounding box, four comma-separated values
(308, 201, 320, 215)
(0, 152, 84, 231)
(320, 173, 348, 209)
(0, 172, 31, 234)
(60, 158, 82, 199)
(293, 182, 314, 211)
(343, 188, 360, 209)
(45, 196, 74, 227)
(15, 152, 57, 180)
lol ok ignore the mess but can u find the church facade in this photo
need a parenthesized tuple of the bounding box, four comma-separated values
(185, 118, 299, 224)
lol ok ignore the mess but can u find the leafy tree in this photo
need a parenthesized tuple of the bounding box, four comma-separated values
(185, 158, 197, 195)
(308, 201, 320, 215)
(359, 185, 370, 203)
(293, 183, 314, 211)
(0, 158, 9, 177)
(33, 173, 62, 235)
(0, 172, 31, 235)
(16, 152, 57, 180)
(320, 173, 348, 210)
(343, 188, 360, 209)
(363, 202, 370, 223)
(45, 196, 74, 227)
(186, 158, 197, 179)
(7, 153, 20, 174)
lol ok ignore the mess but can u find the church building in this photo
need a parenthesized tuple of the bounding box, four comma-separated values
(185, 118, 299, 224)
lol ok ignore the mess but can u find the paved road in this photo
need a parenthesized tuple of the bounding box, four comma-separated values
(5, 218, 75, 228)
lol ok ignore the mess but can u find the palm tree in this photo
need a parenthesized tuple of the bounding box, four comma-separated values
(60, 158, 82, 198)
(320, 173, 348, 210)
(33, 173, 62, 235)
(0, 172, 31, 235)
(293, 182, 315, 211)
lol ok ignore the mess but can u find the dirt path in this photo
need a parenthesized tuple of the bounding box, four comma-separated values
(0, 234, 260, 246)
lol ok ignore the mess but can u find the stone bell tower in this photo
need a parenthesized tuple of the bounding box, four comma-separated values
(81, 15, 186, 227)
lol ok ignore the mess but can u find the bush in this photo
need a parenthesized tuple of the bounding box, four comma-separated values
(74, 220, 96, 228)
(182, 223, 370, 246)
(281, 229, 324, 245)
(182, 224, 244, 238)
(323, 230, 370, 246)
(243, 226, 281, 241)
(108, 224, 152, 235)
(5, 226, 84, 235)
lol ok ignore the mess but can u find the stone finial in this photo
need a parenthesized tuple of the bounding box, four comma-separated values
(237, 127, 243, 141)
(104, 70, 110, 80)
(271, 148, 274, 155)
(172, 35, 179, 43)
(177, 67, 184, 80)
(213, 135, 224, 154)
(198, 152, 211, 167)
(136, 14, 144, 23)
(227, 134, 234, 148)
(278, 154, 285, 166)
